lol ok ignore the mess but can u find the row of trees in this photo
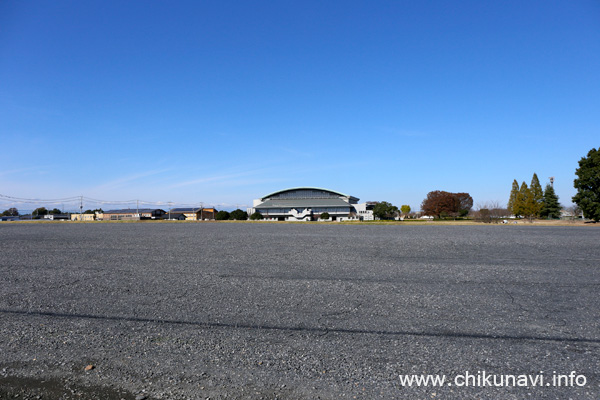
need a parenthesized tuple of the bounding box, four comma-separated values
(1, 207, 105, 217)
(5, 148, 597, 223)
(508, 173, 560, 219)
(215, 209, 249, 220)
(33, 207, 63, 216)
(1, 207, 64, 216)
(361, 148, 597, 222)
(364, 148, 599, 222)
(2, 206, 253, 221)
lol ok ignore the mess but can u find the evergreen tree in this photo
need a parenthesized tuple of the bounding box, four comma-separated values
(524, 186, 537, 219)
(508, 179, 519, 215)
(215, 210, 230, 220)
(229, 209, 248, 220)
(540, 184, 561, 219)
(530, 173, 544, 217)
(513, 182, 530, 217)
(572, 147, 600, 222)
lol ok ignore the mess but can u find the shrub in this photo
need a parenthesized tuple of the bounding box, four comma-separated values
(250, 212, 263, 220)
(230, 209, 248, 220)
(215, 210, 230, 220)
(320, 212, 330, 220)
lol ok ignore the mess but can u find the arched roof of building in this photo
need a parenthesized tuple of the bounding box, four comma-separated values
(261, 187, 351, 200)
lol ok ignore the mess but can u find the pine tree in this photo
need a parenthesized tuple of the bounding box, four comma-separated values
(540, 184, 561, 219)
(530, 173, 544, 217)
(508, 179, 519, 216)
(524, 187, 537, 219)
(572, 147, 600, 222)
(514, 182, 530, 218)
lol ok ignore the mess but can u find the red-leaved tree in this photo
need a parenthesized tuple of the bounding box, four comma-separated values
(421, 191, 473, 218)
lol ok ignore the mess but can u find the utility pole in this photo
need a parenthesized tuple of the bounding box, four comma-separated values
(80, 196, 83, 221)
(136, 199, 139, 219)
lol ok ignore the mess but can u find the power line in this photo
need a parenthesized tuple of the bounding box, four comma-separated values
(0, 193, 234, 211)
(0, 193, 80, 203)
(80, 196, 139, 204)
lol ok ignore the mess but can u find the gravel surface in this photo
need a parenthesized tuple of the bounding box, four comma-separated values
(0, 222, 599, 399)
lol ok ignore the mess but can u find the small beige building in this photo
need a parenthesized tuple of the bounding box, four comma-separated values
(71, 213, 96, 221)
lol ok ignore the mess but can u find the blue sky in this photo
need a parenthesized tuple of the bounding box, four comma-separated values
(1, 1, 599, 212)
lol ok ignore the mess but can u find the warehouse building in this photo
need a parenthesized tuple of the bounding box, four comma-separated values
(101, 208, 166, 221)
(247, 187, 373, 221)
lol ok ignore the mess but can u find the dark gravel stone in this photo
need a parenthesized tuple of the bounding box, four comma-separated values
(0, 223, 599, 399)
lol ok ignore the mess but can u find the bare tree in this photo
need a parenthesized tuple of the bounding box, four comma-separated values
(475, 201, 508, 223)
(565, 205, 582, 222)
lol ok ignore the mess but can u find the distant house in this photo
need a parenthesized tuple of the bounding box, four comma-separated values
(102, 209, 166, 221)
(43, 214, 70, 221)
(200, 208, 216, 220)
(169, 208, 201, 220)
(169, 208, 216, 221)
(163, 213, 187, 221)
(560, 209, 582, 220)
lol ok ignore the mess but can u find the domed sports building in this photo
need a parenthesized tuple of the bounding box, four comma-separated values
(247, 187, 374, 221)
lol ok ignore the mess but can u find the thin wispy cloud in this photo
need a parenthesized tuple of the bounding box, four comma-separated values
(168, 169, 268, 188)
(209, 177, 286, 187)
(0, 166, 49, 177)
(88, 168, 173, 192)
(281, 160, 371, 176)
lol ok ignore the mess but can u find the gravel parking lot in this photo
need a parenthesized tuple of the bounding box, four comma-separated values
(1, 222, 599, 399)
